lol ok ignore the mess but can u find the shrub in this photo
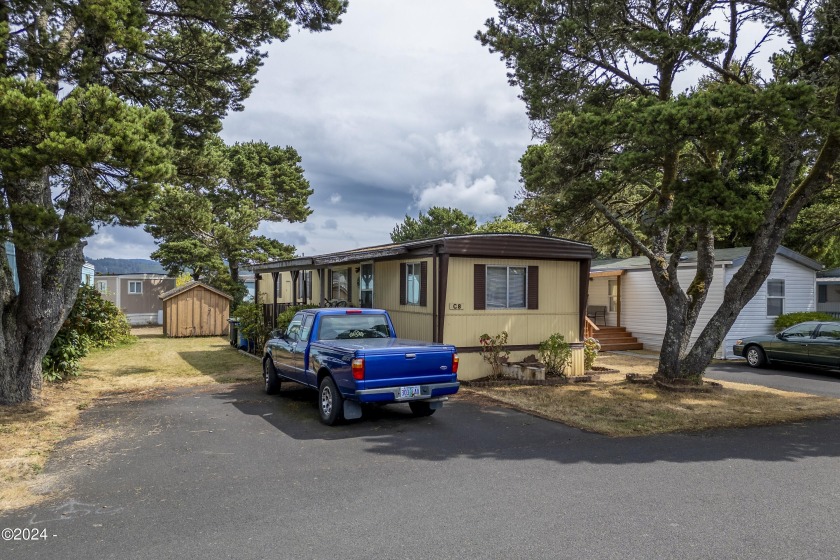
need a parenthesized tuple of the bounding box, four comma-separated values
(43, 285, 134, 381)
(479, 331, 510, 377)
(539, 333, 572, 378)
(774, 312, 835, 331)
(583, 337, 601, 371)
(236, 301, 272, 353)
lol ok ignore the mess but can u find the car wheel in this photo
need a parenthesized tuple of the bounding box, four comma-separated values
(745, 346, 767, 368)
(264, 359, 280, 395)
(409, 401, 436, 417)
(318, 377, 344, 426)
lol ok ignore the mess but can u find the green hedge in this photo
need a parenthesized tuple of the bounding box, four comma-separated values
(43, 285, 134, 381)
(774, 311, 836, 331)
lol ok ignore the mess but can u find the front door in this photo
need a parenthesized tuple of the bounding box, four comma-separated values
(763, 322, 816, 364)
(271, 312, 303, 379)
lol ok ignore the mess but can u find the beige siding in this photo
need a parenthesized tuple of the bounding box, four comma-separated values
(443, 257, 580, 349)
(375, 259, 433, 341)
(458, 347, 585, 381)
(257, 271, 323, 305)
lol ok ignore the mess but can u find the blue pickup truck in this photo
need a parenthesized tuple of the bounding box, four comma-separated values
(262, 308, 460, 425)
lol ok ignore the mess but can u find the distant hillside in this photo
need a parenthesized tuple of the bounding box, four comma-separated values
(87, 258, 167, 275)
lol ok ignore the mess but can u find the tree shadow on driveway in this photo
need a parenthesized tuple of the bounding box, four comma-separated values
(214, 381, 840, 467)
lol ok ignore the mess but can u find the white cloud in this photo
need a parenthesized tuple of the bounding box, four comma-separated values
(416, 174, 507, 216)
(329, 193, 342, 204)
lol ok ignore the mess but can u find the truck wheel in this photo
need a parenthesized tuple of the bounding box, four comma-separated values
(264, 359, 280, 395)
(409, 401, 436, 417)
(318, 377, 344, 426)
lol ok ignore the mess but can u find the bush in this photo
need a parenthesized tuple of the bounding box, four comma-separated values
(774, 312, 835, 331)
(539, 333, 572, 378)
(236, 301, 272, 353)
(479, 331, 510, 377)
(583, 337, 601, 371)
(43, 285, 134, 382)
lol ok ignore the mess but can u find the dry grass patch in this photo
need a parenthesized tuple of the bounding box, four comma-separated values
(0, 328, 260, 513)
(468, 352, 840, 436)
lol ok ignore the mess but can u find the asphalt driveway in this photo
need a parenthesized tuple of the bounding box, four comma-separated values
(706, 360, 840, 397)
(4, 381, 840, 560)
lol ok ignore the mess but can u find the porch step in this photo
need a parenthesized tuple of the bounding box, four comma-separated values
(593, 326, 644, 351)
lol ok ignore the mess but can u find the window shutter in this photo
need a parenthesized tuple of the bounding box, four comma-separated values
(527, 266, 539, 310)
(400, 263, 407, 305)
(474, 264, 486, 310)
(419, 261, 428, 307)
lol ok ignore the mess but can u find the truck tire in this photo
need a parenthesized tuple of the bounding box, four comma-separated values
(264, 359, 280, 395)
(409, 401, 436, 417)
(319, 376, 344, 426)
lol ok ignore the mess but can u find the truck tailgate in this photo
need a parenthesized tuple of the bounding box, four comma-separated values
(359, 340, 456, 389)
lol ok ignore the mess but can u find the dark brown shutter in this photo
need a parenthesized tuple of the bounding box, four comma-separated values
(346, 267, 352, 303)
(528, 266, 539, 310)
(399, 263, 407, 305)
(474, 264, 486, 310)
(419, 261, 428, 307)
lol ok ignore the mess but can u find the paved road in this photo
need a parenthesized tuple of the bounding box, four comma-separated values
(4, 382, 840, 560)
(706, 360, 840, 397)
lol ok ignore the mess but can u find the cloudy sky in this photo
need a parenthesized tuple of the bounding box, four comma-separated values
(86, 0, 533, 260)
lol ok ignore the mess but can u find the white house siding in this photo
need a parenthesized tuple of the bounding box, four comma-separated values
(724, 256, 816, 357)
(587, 277, 619, 326)
(619, 264, 727, 356)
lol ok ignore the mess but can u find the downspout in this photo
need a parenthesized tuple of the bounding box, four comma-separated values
(432, 244, 438, 342)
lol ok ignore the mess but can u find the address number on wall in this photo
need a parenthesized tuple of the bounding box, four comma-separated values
(449, 303, 463, 310)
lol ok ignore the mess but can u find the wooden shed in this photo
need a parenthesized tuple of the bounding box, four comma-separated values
(159, 281, 232, 337)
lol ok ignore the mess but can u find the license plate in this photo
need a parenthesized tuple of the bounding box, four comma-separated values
(399, 386, 421, 399)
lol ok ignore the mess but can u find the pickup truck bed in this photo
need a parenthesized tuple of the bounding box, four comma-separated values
(262, 308, 459, 425)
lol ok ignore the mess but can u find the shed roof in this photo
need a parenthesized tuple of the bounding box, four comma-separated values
(159, 281, 233, 302)
(252, 233, 594, 273)
(591, 246, 823, 273)
(817, 267, 840, 279)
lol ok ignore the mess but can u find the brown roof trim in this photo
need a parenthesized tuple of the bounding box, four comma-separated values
(159, 281, 233, 302)
(253, 234, 593, 273)
(590, 270, 625, 279)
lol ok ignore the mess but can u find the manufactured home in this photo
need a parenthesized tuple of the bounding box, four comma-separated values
(588, 246, 823, 358)
(252, 234, 594, 380)
(95, 274, 176, 325)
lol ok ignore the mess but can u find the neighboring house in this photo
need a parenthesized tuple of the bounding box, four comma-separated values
(81, 262, 95, 286)
(588, 246, 823, 359)
(240, 270, 256, 302)
(95, 274, 176, 325)
(252, 234, 595, 380)
(4, 241, 95, 293)
(817, 267, 840, 318)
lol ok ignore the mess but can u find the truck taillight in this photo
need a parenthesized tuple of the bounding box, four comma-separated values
(452, 353, 459, 374)
(351, 358, 365, 380)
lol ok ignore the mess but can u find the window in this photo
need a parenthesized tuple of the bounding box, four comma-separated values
(816, 323, 840, 341)
(360, 263, 374, 308)
(400, 262, 426, 306)
(406, 263, 421, 305)
(782, 322, 816, 339)
(285, 313, 303, 341)
(128, 281, 142, 294)
(608, 279, 618, 313)
(486, 266, 527, 309)
(96, 281, 107, 292)
(297, 270, 312, 302)
(331, 269, 349, 301)
(818, 284, 828, 304)
(766, 279, 784, 317)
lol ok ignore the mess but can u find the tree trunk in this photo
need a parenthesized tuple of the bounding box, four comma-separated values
(0, 172, 87, 404)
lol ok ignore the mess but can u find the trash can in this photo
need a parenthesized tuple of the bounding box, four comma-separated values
(228, 318, 240, 347)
